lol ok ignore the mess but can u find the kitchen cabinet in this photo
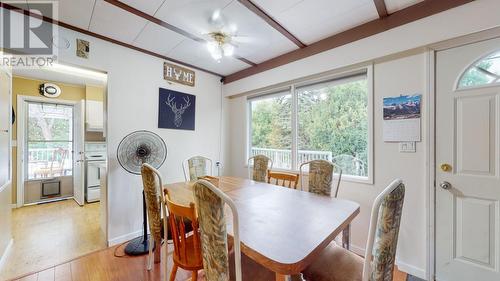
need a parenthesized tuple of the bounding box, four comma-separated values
(86, 100, 103, 131)
(85, 85, 104, 132)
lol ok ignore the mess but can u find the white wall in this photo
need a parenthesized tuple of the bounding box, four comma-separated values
(223, 1, 500, 279)
(0, 8, 225, 245)
(226, 53, 428, 277)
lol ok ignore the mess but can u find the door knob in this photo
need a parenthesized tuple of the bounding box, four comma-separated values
(439, 181, 452, 190)
(440, 163, 452, 172)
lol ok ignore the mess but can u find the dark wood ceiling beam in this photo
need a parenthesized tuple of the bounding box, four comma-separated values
(237, 0, 307, 48)
(103, 0, 257, 66)
(224, 0, 475, 84)
(373, 0, 389, 18)
(0, 2, 224, 77)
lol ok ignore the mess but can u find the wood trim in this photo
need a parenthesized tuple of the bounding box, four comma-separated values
(103, 0, 204, 43)
(0, 2, 224, 77)
(237, 0, 307, 48)
(373, 0, 389, 18)
(224, 0, 475, 84)
(103, 0, 257, 67)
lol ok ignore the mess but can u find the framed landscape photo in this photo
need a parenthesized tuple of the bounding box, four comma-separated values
(158, 88, 196, 130)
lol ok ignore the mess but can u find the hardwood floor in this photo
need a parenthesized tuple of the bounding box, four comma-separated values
(0, 200, 106, 280)
(6, 244, 408, 281)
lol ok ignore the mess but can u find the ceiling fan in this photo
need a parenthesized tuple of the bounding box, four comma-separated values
(203, 9, 251, 61)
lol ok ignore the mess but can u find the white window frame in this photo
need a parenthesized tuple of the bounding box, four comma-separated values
(246, 65, 374, 184)
(455, 49, 500, 91)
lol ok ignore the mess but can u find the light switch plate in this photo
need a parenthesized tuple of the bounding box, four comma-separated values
(399, 141, 416, 153)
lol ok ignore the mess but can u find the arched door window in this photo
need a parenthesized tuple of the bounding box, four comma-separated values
(458, 50, 500, 89)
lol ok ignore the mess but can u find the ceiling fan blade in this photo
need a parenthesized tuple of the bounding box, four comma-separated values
(231, 36, 253, 43)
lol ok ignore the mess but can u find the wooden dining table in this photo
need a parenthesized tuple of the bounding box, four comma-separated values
(163, 176, 360, 281)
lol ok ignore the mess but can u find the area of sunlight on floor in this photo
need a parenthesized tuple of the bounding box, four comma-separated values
(0, 199, 106, 280)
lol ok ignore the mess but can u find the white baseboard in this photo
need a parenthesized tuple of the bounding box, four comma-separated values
(108, 229, 143, 246)
(10, 204, 16, 209)
(396, 260, 427, 280)
(0, 239, 13, 271)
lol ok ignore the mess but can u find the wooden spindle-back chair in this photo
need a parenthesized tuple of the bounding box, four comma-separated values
(267, 171, 300, 189)
(164, 197, 203, 281)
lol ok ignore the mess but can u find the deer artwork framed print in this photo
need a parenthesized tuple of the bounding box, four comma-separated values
(158, 88, 196, 130)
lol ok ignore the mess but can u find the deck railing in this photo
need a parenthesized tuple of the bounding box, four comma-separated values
(250, 147, 367, 176)
(250, 147, 332, 169)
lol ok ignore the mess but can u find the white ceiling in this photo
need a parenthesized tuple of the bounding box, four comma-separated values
(252, 0, 380, 44)
(28, 0, 425, 76)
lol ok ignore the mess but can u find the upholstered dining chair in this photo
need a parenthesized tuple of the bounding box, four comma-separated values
(193, 179, 274, 281)
(301, 179, 406, 281)
(141, 163, 169, 274)
(299, 160, 343, 198)
(183, 155, 213, 181)
(247, 154, 273, 182)
(164, 195, 203, 281)
(267, 171, 300, 189)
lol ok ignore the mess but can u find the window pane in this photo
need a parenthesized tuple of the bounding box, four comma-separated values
(458, 51, 500, 89)
(250, 93, 292, 169)
(28, 103, 73, 141)
(297, 77, 368, 177)
(27, 141, 73, 180)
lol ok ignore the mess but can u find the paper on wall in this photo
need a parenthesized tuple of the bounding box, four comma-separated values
(383, 94, 421, 142)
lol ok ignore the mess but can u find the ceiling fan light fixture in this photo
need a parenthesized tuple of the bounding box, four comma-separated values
(206, 31, 236, 61)
(206, 41, 218, 53)
(210, 46, 223, 61)
(222, 44, 234, 57)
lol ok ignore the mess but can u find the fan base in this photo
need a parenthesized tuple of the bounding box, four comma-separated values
(124, 235, 154, 256)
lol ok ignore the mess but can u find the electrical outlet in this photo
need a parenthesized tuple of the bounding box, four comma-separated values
(399, 142, 416, 153)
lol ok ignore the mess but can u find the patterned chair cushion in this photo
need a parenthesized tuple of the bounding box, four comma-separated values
(188, 157, 210, 181)
(252, 155, 270, 182)
(193, 181, 230, 281)
(370, 183, 405, 281)
(141, 165, 163, 243)
(308, 160, 334, 196)
(142, 165, 192, 242)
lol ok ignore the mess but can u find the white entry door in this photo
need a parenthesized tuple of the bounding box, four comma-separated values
(436, 37, 500, 280)
(73, 100, 85, 206)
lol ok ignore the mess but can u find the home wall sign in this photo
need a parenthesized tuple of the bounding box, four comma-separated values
(163, 62, 195, 87)
(158, 88, 196, 131)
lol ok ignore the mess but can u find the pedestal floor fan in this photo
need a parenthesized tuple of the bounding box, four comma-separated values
(117, 130, 167, 255)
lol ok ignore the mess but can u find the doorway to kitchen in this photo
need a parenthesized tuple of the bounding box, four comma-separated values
(23, 100, 77, 205)
(0, 65, 108, 280)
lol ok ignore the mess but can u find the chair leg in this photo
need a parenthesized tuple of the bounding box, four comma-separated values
(192, 270, 198, 281)
(162, 241, 168, 281)
(169, 264, 178, 281)
(154, 238, 161, 263)
(147, 237, 154, 270)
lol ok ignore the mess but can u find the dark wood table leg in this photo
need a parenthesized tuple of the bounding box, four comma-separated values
(342, 224, 351, 250)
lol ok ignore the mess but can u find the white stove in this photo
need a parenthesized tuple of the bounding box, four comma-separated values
(85, 142, 106, 203)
